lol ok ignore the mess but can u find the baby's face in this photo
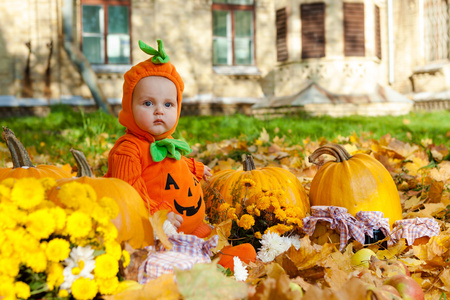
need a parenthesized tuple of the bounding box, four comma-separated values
(132, 76, 178, 138)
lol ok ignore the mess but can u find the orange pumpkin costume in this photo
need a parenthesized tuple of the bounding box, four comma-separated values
(105, 40, 211, 237)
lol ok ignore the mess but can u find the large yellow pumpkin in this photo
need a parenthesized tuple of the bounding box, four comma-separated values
(308, 144, 402, 227)
(203, 155, 309, 222)
(0, 127, 72, 181)
(48, 149, 153, 249)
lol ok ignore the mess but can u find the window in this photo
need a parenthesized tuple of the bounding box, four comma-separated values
(375, 5, 381, 59)
(423, 0, 450, 62)
(343, 2, 365, 57)
(301, 3, 325, 59)
(212, 0, 255, 66)
(81, 0, 131, 64)
(276, 8, 288, 62)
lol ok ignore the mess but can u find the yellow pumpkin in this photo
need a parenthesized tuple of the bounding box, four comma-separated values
(203, 155, 310, 222)
(48, 149, 153, 249)
(0, 127, 72, 181)
(308, 144, 402, 227)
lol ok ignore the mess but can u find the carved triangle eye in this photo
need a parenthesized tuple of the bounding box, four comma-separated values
(188, 187, 192, 197)
(165, 173, 179, 190)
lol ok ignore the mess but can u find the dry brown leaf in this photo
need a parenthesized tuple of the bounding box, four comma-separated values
(427, 181, 444, 203)
(209, 218, 232, 253)
(302, 277, 370, 300)
(405, 203, 446, 219)
(249, 274, 303, 300)
(286, 236, 335, 270)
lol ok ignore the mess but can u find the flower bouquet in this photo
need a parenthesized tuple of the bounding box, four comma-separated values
(213, 178, 304, 262)
(0, 177, 131, 300)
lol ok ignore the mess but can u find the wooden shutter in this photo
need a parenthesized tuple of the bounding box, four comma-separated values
(344, 2, 365, 56)
(375, 5, 381, 59)
(276, 8, 288, 61)
(301, 3, 326, 59)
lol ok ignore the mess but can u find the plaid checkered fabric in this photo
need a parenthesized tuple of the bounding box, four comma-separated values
(355, 211, 390, 239)
(303, 206, 366, 251)
(389, 218, 440, 246)
(138, 234, 219, 284)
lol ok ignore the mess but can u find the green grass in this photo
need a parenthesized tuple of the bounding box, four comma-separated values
(1, 105, 449, 168)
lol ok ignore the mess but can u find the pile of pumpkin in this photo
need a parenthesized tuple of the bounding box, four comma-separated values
(0, 127, 429, 299)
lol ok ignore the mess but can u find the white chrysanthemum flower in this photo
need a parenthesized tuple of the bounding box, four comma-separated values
(60, 245, 96, 291)
(233, 256, 248, 282)
(257, 232, 291, 263)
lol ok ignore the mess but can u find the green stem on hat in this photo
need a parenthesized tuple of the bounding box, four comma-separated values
(138, 39, 170, 64)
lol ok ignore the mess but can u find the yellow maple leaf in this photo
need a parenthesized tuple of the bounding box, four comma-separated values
(286, 235, 335, 270)
(148, 210, 172, 250)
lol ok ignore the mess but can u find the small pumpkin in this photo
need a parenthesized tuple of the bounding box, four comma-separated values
(48, 148, 153, 249)
(0, 127, 72, 181)
(217, 243, 256, 272)
(203, 155, 310, 222)
(308, 144, 402, 227)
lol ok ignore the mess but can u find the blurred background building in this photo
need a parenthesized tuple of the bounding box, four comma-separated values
(0, 0, 449, 118)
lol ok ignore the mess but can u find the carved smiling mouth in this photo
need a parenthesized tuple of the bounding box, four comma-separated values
(174, 196, 202, 217)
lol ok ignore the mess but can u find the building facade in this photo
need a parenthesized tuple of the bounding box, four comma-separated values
(0, 0, 449, 117)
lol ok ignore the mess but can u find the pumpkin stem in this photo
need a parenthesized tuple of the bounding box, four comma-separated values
(243, 154, 256, 171)
(70, 148, 94, 178)
(2, 126, 35, 168)
(308, 144, 352, 164)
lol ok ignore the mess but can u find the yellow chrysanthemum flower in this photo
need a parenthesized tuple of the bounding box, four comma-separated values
(255, 231, 262, 239)
(10, 178, 45, 210)
(39, 177, 57, 191)
(91, 203, 110, 226)
(15, 281, 30, 299)
(71, 277, 98, 300)
(274, 208, 287, 221)
(241, 178, 256, 188)
(97, 222, 118, 242)
(95, 253, 119, 279)
(226, 208, 236, 220)
(25, 250, 47, 273)
(256, 196, 270, 210)
(66, 211, 92, 238)
(122, 250, 130, 268)
(98, 197, 119, 219)
(0, 282, 15, 299)
(218, 202, 230, 212)
(0, 257, 20, 277)
(0, 184, 11, 199)
(270, 197, 281, 209)
(46, 238, 70, 262)
(46, 262, 64, 291)
(238, 214, 255, 230)
(246, 204, 255, 214)
(58, 289, 70, 298)
(26, 209, 56, 240)
(0, 211, 16, 230)
(235, 203, 242, 215)
(265, 224, 293, 235)
(50, 206, 67, 232)
(96, 276, 119, 295)
(58, 182, 95, 210)
(1, 178, 16, 188)
(254, 208, 261, 217)
(105, 240, 122, 261)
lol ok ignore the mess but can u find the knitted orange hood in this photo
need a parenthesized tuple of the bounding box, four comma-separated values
(119, 40, 184, 142)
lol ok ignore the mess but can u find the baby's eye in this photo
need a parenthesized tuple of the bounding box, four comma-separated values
(165, 102, 174, 108)
(144, 101, 152, 107)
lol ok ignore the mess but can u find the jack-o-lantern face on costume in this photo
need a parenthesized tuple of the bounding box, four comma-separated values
(158, 161, 205, 234)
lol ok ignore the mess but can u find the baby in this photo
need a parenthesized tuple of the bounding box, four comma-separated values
(105, 40, 212, 238)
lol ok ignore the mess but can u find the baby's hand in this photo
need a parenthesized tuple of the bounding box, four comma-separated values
(203, 165, 212, 181)
(167, 211, 183, 229)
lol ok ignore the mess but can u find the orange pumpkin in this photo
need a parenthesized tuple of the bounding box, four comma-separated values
(218, 243, 256, 272)
(0, 127, 72, 181)
(308, 144, 402, 227)
(203, 155, 310, 223)
(48, 148, 153, 249)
